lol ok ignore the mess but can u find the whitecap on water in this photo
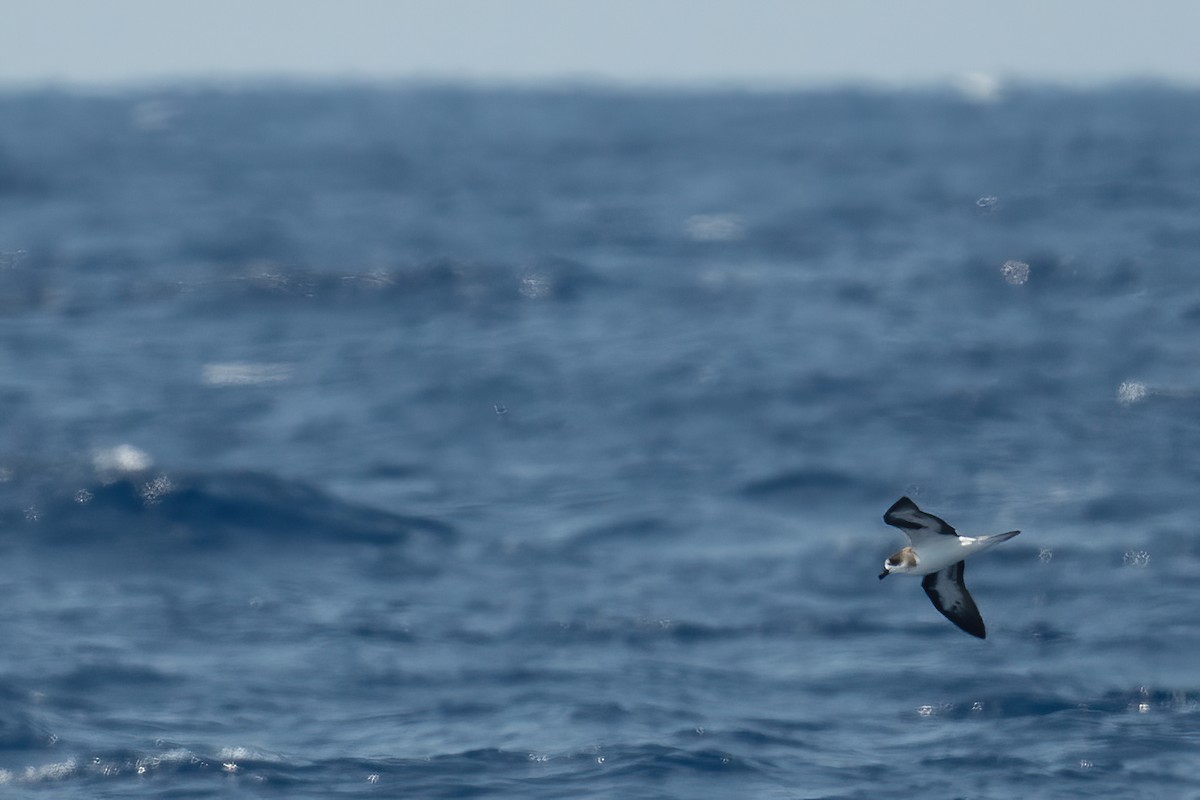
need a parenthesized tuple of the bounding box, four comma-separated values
(518, 272, 552, 299)
(138, 474, 174, 506)
(1000, 260, 1030, 285)
(684, 213, 745, 242)
(93, 444, 153, 475)
(1122, 550, 1151, 568)
(21, 758, 78, 783)
(1116, 381, 1148, 406)
(202, 362, 292, 387)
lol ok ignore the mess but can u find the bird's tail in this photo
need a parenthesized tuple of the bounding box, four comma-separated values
(988, 530, 1020, 543)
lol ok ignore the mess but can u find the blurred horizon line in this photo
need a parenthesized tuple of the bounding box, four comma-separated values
(3, 72, 1199, 98)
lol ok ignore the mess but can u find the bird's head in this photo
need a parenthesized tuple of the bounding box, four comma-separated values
(879, 547, 917, 580)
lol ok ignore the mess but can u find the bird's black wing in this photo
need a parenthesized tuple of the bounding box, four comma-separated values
(921, 561, 986, 639)
(884, 496, 959, 540)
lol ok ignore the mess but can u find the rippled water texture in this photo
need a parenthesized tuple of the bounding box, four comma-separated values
(2, 85, 1200, 798)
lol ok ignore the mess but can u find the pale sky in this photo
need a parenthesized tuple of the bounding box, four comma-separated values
(2, 1, 1198, 88)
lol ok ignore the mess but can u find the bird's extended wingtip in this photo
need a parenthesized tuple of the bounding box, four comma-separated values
(883, 496, 917, 520)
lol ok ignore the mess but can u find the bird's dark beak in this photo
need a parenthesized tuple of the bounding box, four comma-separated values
(878, 571, 888, 580)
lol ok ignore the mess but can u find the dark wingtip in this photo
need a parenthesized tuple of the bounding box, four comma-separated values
(965, 619, 987, 639)
(883, 496, 918, 522)
(947, 614, 986, 639)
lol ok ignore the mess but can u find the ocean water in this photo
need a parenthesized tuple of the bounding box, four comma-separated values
(2, 84, 1200, 798)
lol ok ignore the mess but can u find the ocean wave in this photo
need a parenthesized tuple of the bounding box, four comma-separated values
(0, 254, 606, 318)
(0, 686, 55, 752)
(1, 742, 770, 796)
(906, 685, 1200, 720)
(0, 467, 456, 550)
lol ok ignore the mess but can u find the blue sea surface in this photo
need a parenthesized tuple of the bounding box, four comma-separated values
(2, 84, 1200, 798)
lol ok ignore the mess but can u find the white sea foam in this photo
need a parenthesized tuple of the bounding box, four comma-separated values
(93, 444, 153, 474)
(202, 362, 292, 386)
(1116, 381, 1148, 405)
(685, 213, 745, 242)
(1001, 260, 1030, 285)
